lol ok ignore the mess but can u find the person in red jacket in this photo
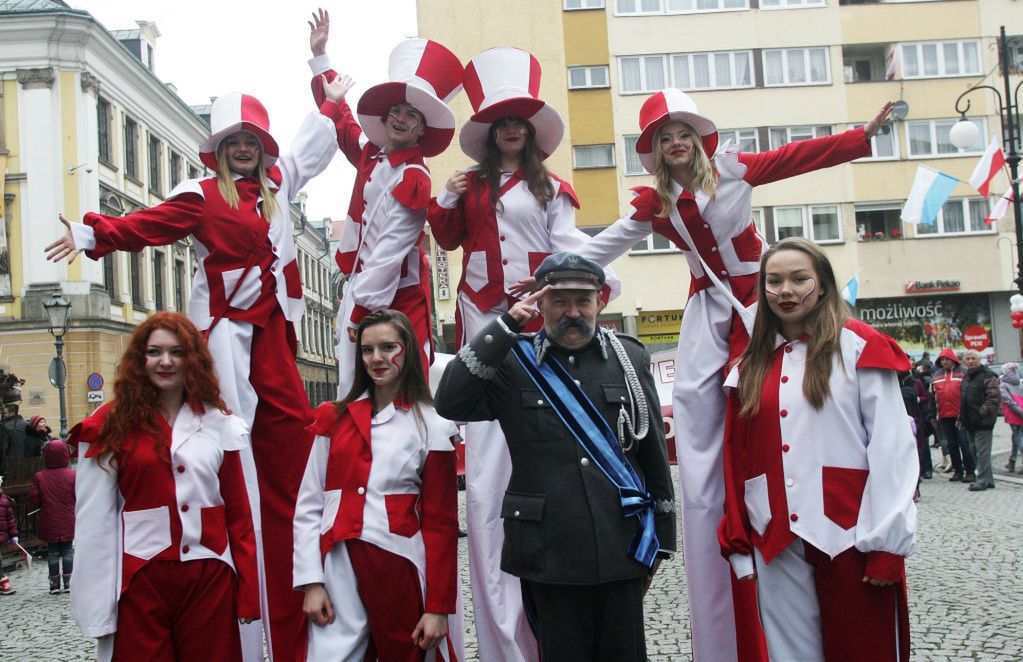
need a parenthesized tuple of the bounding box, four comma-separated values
(931, 348, 975, 482)
(69, 312, 259, 662)
(0, 476, 18, 595)
(30, 439, 76, 593)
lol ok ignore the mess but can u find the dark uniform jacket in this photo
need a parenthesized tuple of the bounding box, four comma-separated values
(435, 314, 676, 585)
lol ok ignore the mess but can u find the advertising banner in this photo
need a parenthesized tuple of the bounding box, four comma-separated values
(855, 293, 994, 362)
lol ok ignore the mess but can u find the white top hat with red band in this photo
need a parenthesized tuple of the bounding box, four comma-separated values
(458, 47, 564, 163)
(199, 93, 279, 171)
(636, 89, 718, 174)
(357, 39, 463, 158)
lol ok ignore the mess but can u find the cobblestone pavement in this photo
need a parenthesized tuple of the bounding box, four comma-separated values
(3, 431, 1022, 661)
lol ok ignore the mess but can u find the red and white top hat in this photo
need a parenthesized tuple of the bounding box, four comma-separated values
(459, 47, 565, 163)
(199, 93, 280, 171)
(636, 89, 718, 174)
(357, 39, 463, 158)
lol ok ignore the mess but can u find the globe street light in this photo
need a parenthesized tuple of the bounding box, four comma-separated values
(950, 25, 1022, 294)
(42, 289, 71, 440)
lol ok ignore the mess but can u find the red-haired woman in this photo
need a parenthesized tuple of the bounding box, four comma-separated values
(69, 312, 259, 661)
(46, 78, 352, 660)
(294, 310, 462, 661)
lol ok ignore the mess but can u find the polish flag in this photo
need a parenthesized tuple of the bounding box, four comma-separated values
(984, 187, 1014, 226)
(885, 48, 899, 81)
(969, 136, 1006, 197)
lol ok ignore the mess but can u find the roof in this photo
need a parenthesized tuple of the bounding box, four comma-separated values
(0, 0, 84, 13)
(109, 29, 140, 39)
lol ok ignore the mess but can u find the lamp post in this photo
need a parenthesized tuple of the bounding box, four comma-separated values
(43, 289, 71, 440)
(950, 25, 1023, 293)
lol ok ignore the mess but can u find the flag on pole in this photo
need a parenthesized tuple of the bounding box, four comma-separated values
(969, 137, 1006, 197)
(885, 48, 899, 80)
(841, 271, 861, 307)
(984, 187, 1015, 226)
(901, 166, 959, 225)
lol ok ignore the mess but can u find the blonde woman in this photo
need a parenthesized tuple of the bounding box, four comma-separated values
(46, 80, 349, 661)
(578, 89, 892, 661)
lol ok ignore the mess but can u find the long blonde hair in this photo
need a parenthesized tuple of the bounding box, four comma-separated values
(736, 238, 849, 417)
(651, 121, 718, 217)
(215, 138, 280, 221)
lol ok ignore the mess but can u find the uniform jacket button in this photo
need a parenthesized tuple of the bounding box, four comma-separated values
(484, 334, 493, 344)
(357, 487, 366, 495)
(782, 444, 790, 452)
(785, 346, 793, 353)
(537, 399, 544, 406)
(790, 513, 798, 522)
(781, 376, 789, 383)
(181, 504, 189, 512)
(786, 479, 794, 487)
(513, 510, 520, 518)
(580, 457, 590, 467)
(182, 545, 190, 554)
(780, 409, 788, 417)
(177, 465, 185, 473)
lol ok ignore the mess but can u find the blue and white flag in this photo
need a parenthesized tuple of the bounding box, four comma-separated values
(841, 271, 860, 307)
(901, 166, 959, 225)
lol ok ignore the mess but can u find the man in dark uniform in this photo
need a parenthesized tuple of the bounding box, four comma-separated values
(436, 252, 676, 661)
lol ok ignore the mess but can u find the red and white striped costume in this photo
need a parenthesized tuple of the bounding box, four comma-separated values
(70, 106, 338, 662)
(310, 54, 435, 399)
(294, 396, 463, 661)
(718, 320, 917, 661)
(69, 402, 258, 662)
(579, 126, 872, 661)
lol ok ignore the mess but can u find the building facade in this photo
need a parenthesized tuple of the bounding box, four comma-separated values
(417, 0, 1022, 362)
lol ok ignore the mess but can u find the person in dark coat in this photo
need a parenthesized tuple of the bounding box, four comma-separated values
(30, 440, 76, 593)
(958, 349, 1000, 491)
(901, 372, 932, 480)
(435, 253, 676, 661)
(0, 476, 19, 595)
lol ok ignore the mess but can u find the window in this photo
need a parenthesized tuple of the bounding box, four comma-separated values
(153, 250, 165, 311)
(573, 144, 615, 168)
(751, 208, 765, 236)
(568, 66, 610, 89)
(97, 98, 112, 164)
(916, 197, 992, 236)
(768, 125, 833, 150)
(900, 40, 981, 79)
(619, 55, 666, 93)
(718, 128, 760, 153)
(623, 135, 645, 175)
(148, 134, 162, 195)
(763, 47, 830, 86)
(666, 0, 747, 11)
(187, 164, 200, 180)
(565, 0, 604, 8)
(671, 51, 753, 90)
(907, 118, 986, 157)
(852, 123, 897, 160)
(615, 0, 662, 13)
(174, 258, 185, 311)
(773, 204, 842, 242)
(169, 152, 182, 189)
(855, 204, 903, 239)
(631, 232, 679, 253)
(102, 255, 116, 295)
(129, 252, 143, 307)
(124, 116, 139, 180)
(760, 0, 824, 7)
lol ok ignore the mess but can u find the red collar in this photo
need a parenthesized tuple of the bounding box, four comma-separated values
(373, 144, 424, 167)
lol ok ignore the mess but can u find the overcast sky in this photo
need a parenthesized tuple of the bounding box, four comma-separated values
(73, 1, 420, 225)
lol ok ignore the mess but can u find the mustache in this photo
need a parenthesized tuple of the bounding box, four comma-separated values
(554, 316, 594, 337)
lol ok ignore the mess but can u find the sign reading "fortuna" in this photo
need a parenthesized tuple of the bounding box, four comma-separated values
(904, 279, 961, 294)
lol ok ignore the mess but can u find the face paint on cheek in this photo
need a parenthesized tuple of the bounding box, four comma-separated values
(388, 343, 405, 372)
(765, 288, 781, 298)
(799, 279, 817, 306)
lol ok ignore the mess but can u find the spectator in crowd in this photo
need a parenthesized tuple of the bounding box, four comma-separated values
(902, 371, 932, 480)
(0, 476, 18, 595)
(998, 362, 1023, 474)
(931, 349, 975, 483)
(26, 415, 57, 447)
(959, 349, 1000, 491)
(30, 439, 76, 594)
(2, 374, 35, 459)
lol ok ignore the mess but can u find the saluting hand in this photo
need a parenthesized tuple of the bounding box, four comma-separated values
(322, 74, 354, 104)
(309, 8, 330, 57)
(44, 214, 79, 264)
(507, 285, 550, 325)
(863, 101, 895, 139)
(445, 170, 468, 196)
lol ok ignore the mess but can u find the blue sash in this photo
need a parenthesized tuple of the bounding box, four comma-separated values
(510, 338, 660, 570)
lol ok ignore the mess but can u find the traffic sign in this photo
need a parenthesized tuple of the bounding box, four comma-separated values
(87, 390, 104, 403)
(48, 357, 66, 388)
(87, 372, 104, 390)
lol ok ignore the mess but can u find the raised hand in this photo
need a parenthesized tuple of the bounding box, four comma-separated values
(44, 214, 79, 264)
(507, 285, 550, 325)
(863, 101, 895, 139)
(445, 170, 468, 196)
(309, 8, 329, 57)
(507, 277, 536, 299)
(322, 74, 354, 104)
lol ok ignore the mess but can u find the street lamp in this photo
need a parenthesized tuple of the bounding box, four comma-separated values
(43, 289, 71, 440)
(950, 25, 1023, 294)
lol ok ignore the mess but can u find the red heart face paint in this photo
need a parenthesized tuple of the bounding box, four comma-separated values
(360, 323, 406, 388)
(763, 249, 822, 338)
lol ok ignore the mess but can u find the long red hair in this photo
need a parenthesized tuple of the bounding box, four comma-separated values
(94, 312, 228, 466)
